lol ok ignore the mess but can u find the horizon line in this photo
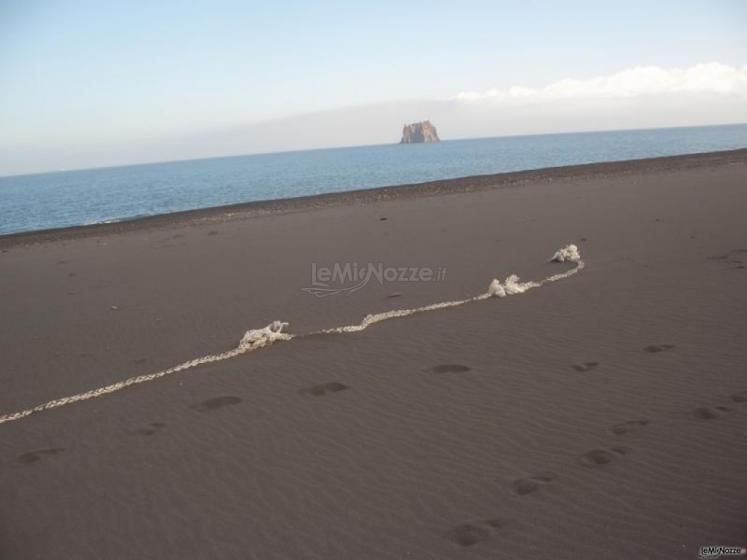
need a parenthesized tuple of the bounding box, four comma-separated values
(2, 121, 746, 180)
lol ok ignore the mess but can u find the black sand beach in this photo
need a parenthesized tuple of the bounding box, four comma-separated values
(1, 150, 746, 559)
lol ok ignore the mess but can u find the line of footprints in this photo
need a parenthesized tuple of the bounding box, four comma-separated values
(9, 344, 747, 552)
(449, 344, 747, 547)
(9, 384, 353, 468)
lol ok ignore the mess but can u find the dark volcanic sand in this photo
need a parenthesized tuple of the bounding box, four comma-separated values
(1, 150, 746, 559)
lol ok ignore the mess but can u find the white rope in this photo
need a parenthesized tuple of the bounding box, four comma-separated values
(0, 322, 292, 425)
(0, 245, 583, 425)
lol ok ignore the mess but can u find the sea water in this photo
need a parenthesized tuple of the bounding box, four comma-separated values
(1, 123, 746, 235)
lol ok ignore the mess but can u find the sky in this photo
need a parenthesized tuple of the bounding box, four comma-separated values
(1, 0, 746, 175)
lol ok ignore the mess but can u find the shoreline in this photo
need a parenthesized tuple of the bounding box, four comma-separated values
(2, 147, 746, 248)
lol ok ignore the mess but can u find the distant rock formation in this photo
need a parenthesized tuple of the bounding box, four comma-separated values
(400, 120, 440, 144)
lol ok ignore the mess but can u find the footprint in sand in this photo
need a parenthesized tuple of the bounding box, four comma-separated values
(190, 396, 243, 412)
(707, 250, 746, 269)
(692, 406, 732, 420)
(511, 471, 558, 496)
(692, 407, 719, 420)
(136, 422, 166, 436)
(571, 361, 599, 372)
(731, 391, 747, 403)
(430, 364, 472, 374)
(643, 344, 675, 353)
(16, 448, 64, 466)
(447, 519, 511, 547)
(301, 382, 349, 397)
(610, 419, 649, 435)
(207, 230, 219, 236)
(580, 447, 628, 468)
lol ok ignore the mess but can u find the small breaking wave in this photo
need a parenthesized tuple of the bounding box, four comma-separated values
(84, 213, 154, 227)
(0, 244, 583, 425)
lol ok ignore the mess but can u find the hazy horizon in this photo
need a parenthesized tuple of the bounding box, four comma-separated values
(1, 1, 746, 176)
(3, 120, 747, 179)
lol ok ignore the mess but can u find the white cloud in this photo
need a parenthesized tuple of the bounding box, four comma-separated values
(454, 62, 747, 102)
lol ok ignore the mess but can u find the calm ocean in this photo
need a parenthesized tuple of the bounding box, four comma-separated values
(2, 124, 746, 236)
